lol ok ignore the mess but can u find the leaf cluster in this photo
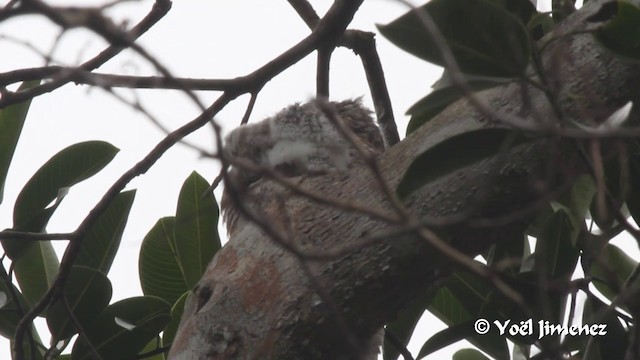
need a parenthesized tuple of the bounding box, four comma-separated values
(378, 1, 640, 359)
(0, 86, 220, 359)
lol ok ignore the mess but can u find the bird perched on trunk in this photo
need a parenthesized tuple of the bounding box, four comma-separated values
(221, 98, 386, 237)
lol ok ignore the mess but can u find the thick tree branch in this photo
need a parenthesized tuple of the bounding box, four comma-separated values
(168, 1, 640, 358)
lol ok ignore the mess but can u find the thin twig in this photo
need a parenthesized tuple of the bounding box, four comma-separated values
(0, 68, 243, 91)
(241, 92, 259, 125)
(316, 99, 408, 218)
(0, 0, 173, 108)
(285, 0, 400, 145)
(286, 0, 320, 28)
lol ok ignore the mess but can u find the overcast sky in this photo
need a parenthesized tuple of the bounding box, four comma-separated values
(2, 0, 637, 359)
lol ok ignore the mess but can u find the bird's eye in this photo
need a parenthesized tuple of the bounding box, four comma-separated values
(274, 162, 299, 177)
(246, 172, 262, 183)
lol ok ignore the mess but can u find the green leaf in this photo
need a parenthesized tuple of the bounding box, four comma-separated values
(2, 207, 60, 260)
(74, 190, 136, 274)
(139, 336, 166, 360)
(535, 208, 579, 279)
(453, 348, 490, 360)
(383, 293, 432, 360)
(582, 297, 629, 360)
(71, 296, 171, 360)
(590, 243, 638, 304)
(428, 272, 509, 359)
(526, 204, 554, 238)
(488, 0, 537, 25)
(162, 291, 188, 347)
(593, 1, 640, 60)
(12, 241, 59, 311)
(417, 320, 478, 359)
(139, 217, 189, 306)
(11, 335, 45, 360)
(13, 141, 118, 229)
(0, 266, 32, 339)
(396, 129, 531, 198)
(406, 80, 507, 135)
(0, 80, 39, 205)
(485, 233, 526, 274)
(3, 141, 119, 259)
(174, 171, 220, 288)
(567, 175, 597, 221)
(0, 266, 46, 358)
(589, 153, 628, 230)
(378, 0, 531, 77)
(46, 266, 112, 341)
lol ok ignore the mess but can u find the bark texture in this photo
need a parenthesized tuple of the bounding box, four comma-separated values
(168, 1, 640, 359)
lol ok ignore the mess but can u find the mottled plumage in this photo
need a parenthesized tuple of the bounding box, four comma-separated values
(221, 98, 385, 237)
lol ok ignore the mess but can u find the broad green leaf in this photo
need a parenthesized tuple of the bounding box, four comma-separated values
(13, 141, 118, 229)
(437, 272, 493, 319)
(139, 336, 166, 360)
(0, 80, 39, 204)
(429, 283, 471, 326)
(174, 171, 220, 288)
(71, 296, 171, 360)
(428, 272, 509, 359)
(139, 218, 189, 306)
(417, 320, 478, 359)
(3, 141, 119, 259)
(590, 243, 638, 304)
(406, 80, 506, 134)
(566, 175, 597, 221)
(383, 293, 432, 360)
(526, 204, 554, 238)
(506, 270, 565, 333)
(378, 0, 531, 77)
(46, 266, 112, 341)
(485, 233, 526, 274)
(535, 208, 579, 279)
(0, 266, 32, 339)
(2, 206, 61, 260)
(396, 129, 531, 198)
(74, 190, 136, 274)
(488, 0, 537, 25)
(593, 1, 640, 60)
(582, 297, 628, 360)
(12, 241, 59, 311)
(1, 264, 46, 359)
(11, 335, 45, 360)
(452, 348, 490, 360)
(162, 291, 188, 347)
(590, 153, 628, 230)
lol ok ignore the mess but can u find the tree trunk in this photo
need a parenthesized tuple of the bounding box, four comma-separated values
(168, 1, 640, 358)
